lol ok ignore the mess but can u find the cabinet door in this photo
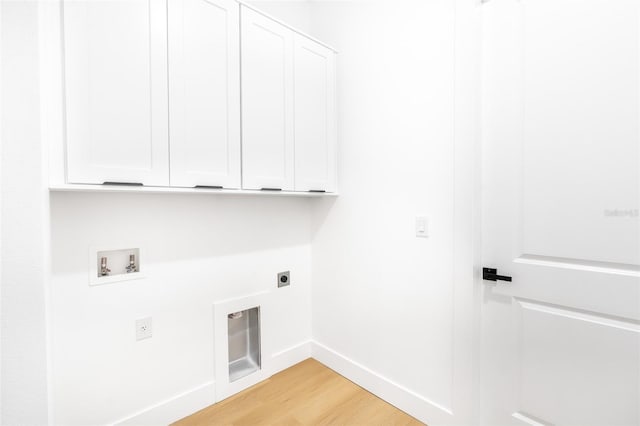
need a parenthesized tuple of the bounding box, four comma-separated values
(63, 0, 169, 186)
(293, 35, 337, 193)
(168, 0, 241, 188)
(240, 7, 295, 191)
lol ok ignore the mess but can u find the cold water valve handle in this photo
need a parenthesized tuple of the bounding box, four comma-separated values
(126, 254, 138, 273)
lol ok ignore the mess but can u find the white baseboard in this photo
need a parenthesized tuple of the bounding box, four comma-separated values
(111, 340, 451, 426)
(110, 341, 311, 426)
(111, 381, 215, 426)
(271, 340, 312, 375)
(310, 340, 453, 425)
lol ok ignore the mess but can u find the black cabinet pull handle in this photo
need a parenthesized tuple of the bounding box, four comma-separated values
(483, 267, 512, 282)
(260, 188, 282, 191)
(309, 190, 326, 193)
(194, 185, 223, 189)
(103, 181, 143, 186)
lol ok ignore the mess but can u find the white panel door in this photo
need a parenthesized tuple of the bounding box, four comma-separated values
(481, 1, 640, 425)
(63, 0, 169, 186)
(293, 35, 337, 193)
(168, 0, 241, 188)
(241, 6, 294, 191)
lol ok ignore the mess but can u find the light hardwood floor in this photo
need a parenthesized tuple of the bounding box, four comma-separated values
(174, 358, 424, 426)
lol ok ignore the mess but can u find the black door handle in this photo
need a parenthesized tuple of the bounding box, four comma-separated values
(483, 267, 512, 282)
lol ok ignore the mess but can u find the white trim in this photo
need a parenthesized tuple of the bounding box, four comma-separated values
(514, 254, 640, 277)
(39, 1, 61, 423)
(0, 0, 3, 420)
(50, 183, 338, 197)
(453, 0, 483, 424)
(311, 341, 454, 425)
(40, 0, 66, 187)
(512, 411, 548, 426)
(516, 298, 640, 333)
(103, 339, 463, 426)
(236, 0, 338, 53)
(111, 381, 215, 426)
(271, 340, 312, 375)
(108, 342, 310, 426)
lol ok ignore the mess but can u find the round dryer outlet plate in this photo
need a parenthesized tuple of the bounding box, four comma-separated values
(277, 271, 290, 288)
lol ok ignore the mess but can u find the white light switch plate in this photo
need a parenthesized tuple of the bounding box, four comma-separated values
(136, 317, 152, 341)
(415, 217, 428, 238)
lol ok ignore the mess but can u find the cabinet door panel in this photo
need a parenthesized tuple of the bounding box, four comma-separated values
(241, 7, 294, 190)
(293, 36, 337, 192)
(169, 0, 241, 188)
(63, 0, 169, 185)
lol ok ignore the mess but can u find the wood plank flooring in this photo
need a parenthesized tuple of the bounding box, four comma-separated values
(174, 358, 424, 426)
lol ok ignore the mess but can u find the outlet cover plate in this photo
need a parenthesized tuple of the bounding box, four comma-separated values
(415, 216, 429, 238)
(136, 317, 152, 341)
(277, 271, 290, 288)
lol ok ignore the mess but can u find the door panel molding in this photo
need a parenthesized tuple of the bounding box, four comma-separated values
(514, 254, 640, 277)
(516, 298, 640, 333)
(511, 411, 548, 426)
(511, 297, 640, 425)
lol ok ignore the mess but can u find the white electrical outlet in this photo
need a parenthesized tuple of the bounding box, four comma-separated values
(135, 317, 152, 341)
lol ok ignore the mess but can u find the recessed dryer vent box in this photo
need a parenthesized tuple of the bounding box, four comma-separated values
(89, 247, 144, 286)
(228, 307, 261, 382)
(214, 291, 271, 402)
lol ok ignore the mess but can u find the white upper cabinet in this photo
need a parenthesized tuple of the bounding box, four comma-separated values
(168, 0, 241, 188)
(59, 1, 337, 194)
(240, 6, 295, 191)
(293, 35, 337, 193)
(63, 0, 169, 186)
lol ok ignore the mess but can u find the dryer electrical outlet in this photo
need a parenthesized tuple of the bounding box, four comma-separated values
(277, 271, 290, 288)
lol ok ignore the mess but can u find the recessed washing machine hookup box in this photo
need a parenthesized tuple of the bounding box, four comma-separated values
(89, 246, 144, 286)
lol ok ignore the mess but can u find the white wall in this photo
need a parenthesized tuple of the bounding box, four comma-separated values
(309, 0, 459, 420)
(3, 1, 470, 425)
(50, 193, 313, 425)
(0, 1, 51, 424)
(247, 0, 311, 33)
(47, 2, 316, 424)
